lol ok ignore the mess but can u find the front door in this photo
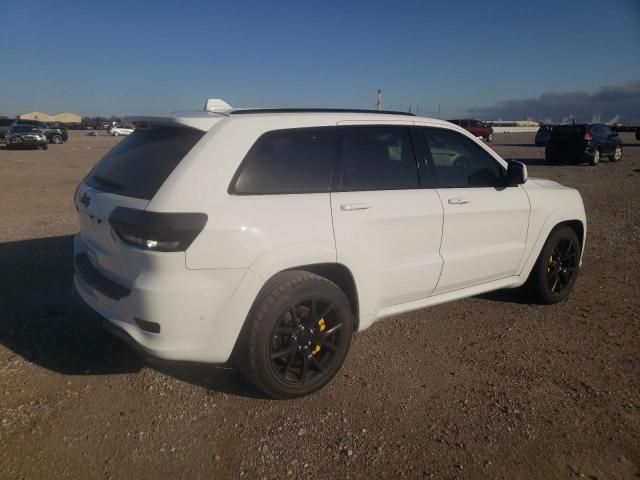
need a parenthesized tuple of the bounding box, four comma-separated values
(414, 126, 530, 295)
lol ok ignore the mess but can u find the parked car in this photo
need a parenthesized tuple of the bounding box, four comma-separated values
(448, 119, 493, 142)
(535, 125, 554, 146)
(73, 101, 586, 398)
(0, 118, 14, 141)
(545, 123, 623, 165)
(12, 119, 68, 144)
(4, 125, 48, 150)
(109, 125, 134, 136)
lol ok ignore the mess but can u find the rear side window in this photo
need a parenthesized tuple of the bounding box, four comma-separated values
(86, 126, 204, 200)
(419, 127, 503, 187)
(339, 126, 419, 191)
(232, 127, 334, 194)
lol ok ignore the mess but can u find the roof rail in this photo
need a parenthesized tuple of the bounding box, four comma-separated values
(230, 108, 415, 116)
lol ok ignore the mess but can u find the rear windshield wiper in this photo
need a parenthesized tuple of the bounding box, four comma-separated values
(92, 174, 124, 191)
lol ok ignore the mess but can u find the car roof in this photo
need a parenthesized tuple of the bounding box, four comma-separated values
(126, 109, 452, 132)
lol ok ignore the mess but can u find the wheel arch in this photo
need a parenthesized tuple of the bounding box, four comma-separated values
(517, 206, 587, 285)
(282, 263, 360, 331)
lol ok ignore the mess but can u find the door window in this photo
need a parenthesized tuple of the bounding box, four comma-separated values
(418, 127, 504, 188)
(338, 126, 419, 191)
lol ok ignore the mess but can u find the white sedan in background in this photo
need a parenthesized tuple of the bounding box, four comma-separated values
(109, 125, 134, 136)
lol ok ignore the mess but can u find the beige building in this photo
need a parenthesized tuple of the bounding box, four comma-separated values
(19, 111, 82, 123)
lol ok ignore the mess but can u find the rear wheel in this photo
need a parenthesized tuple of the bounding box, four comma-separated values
(589, 147, 600, 166)
(609, 145, 622, 162)
(524, 225, 580, 304)
(51, 134, 62, 144)
(234, 271, 353, 399)
(40, 143, 48, 150)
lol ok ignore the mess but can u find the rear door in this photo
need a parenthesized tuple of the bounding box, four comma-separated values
(414, 126, 530, 294)
(330, 124, 444, 319)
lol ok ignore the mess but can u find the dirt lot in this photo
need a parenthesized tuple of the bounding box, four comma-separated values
(0, 131, 639, 479)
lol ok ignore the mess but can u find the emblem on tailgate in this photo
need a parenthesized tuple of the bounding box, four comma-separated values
(80, 193, 91, 207)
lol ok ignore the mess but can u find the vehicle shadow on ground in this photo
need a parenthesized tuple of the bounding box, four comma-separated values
(0, 235, 264, 398)
(475, 289, 531, 305)
(513, 158, 591, 167)
(494, 143, 542, 148)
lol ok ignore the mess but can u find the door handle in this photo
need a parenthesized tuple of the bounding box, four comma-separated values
(340, 203, 372, 211)
(448, 197, 471, 205)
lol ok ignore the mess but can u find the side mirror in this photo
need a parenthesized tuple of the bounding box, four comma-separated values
(506, 160, 527, 186)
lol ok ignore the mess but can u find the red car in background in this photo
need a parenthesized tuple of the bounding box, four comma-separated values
(448, 119, 493, 142)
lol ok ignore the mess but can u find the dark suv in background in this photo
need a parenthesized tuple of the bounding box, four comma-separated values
(545, 123, 623, 166)
(448, 119, 493, 142)
(11, 119, 68, 144)
(0, 118, 14, 141)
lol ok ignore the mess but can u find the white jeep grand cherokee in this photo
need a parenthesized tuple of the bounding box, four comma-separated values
(73, 100, 586, 398)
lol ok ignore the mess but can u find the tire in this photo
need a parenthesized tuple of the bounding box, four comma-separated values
(589, 147, 600, 166)
(113, 131, 120, 136)
(609, 145, 622, 162)
(234, 270, 354, 399)
(486, 133, 493, 142)
(524, 225, 580, 304)
(545, 148, 556, 163)
(51, 134, 62, 144)
(41, 143, 48, 150)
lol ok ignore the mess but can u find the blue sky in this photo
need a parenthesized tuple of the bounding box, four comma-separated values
(0, 0, 638, 118)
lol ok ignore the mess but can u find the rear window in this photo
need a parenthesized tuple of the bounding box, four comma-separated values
(550, 125, 585, 138)
(231, 127, 334, 194)
(86, 126, 205, 200)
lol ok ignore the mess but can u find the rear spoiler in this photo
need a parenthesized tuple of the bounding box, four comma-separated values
(124, 111, 226, 132)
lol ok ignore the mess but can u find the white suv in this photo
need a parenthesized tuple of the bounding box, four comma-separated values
(73, 100, 586, 398)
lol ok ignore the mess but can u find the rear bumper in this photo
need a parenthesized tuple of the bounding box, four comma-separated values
(73, 235, 253, 363)
(546, 145, 593, 161)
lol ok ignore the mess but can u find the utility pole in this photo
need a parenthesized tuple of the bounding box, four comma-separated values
(376, 89, 383, 111)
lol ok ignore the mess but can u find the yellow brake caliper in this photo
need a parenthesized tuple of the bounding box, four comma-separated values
(311, 318, 326, 355)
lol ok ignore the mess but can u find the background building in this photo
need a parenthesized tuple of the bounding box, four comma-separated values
(19, 111, 81, 123)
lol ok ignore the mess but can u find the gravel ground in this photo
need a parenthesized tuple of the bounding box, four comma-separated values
(0, 131, 639, 479)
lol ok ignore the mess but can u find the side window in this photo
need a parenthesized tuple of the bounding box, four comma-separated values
(339, 126, 419, 191)
(232, 127, 335, 194)
(419, 127, 504, 188)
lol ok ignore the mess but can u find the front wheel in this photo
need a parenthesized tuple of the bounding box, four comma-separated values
(51, 134, 62, 144)
(609, 145, 622, 162)
(234, 271, 354, 399)
(485, 133, 493, 142)
(524, 225, 580, 304)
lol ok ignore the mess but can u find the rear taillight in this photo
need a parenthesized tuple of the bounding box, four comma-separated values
(109, 207, 207, 252)
(584, 128, 592, 141)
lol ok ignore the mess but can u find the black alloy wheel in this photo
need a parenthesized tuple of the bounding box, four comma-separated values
(269, 298, 343, 385)
(525, 225, 581, 304)
(234, 270, 353, 399)
(545, 237, 578, 297)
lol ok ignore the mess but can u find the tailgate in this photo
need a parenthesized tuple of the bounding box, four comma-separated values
(75, 183, 150, 287)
